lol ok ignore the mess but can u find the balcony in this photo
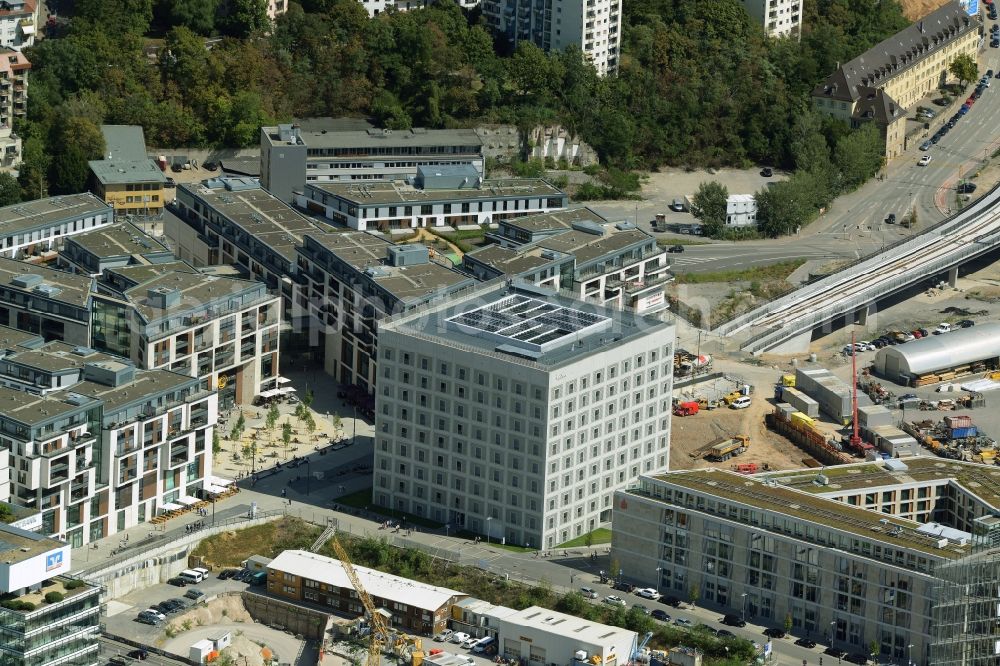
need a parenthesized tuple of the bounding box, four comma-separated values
(625, 273, 673, 294)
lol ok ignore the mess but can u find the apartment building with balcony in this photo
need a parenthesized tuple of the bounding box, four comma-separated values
(464, 208, 670, 313)
(738, 0, 802, 38)
(481, 0, 622, 76)
(812, 2, 978, 161)
(172, 176, 332, 320)
(0, 258, 94, 346)
(0, 0, 36, 51)
(296, 232, 474, 392)
(58, 221, 173, 276)
(91, 270, 281, 407)
(613, 459, 1000, 665)
(0, 193, 113, 260)
(0, 338, 217, 547)
(88, 125, 167, 219)
(355, 0, 479, 16)
(0, 46, 27, 167)
(375, 281, 674, 547)
(260, 121, 484, 203)
(298, 165, 567, 233)
(0, 526, 101, 666)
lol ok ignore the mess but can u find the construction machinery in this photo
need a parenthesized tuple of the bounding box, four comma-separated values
(705, 435, 750, 462)
(330, 535, 397, 666)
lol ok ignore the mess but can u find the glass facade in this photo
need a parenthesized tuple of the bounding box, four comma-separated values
(0, 580, 101, 666)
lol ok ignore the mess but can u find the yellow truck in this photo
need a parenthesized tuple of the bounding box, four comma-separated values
(706, 436, 750, 462)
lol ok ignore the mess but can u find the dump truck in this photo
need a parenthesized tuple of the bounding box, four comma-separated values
(722, 390, 744, 405)
(673, 401, 700, 416)
(706, 435, 750, 462)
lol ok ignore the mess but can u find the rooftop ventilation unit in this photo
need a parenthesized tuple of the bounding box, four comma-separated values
(11, 273, 42, 288)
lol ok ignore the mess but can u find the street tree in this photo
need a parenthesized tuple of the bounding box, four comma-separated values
(949, 53, 978, 88)
(690, 180, 729, 237)
(833, 124, 884, 191)
(0, 173, 21, 207)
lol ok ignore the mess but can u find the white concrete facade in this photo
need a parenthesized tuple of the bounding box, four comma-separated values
(374, 283, 674, 548)
(725, 194, 758, 227)
(357, 0, 479, 16)
(482, 0, 622, 76)
(738, 0, 802, 38)
(491, 606, 637, 666)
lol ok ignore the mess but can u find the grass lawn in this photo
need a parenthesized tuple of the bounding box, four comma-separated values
(453, 529, 536, 551)
(556, 527, 612, 548)
(338, 488, 443, 529)
(674, 259, 805, 284)
(190, 517, 321, 567)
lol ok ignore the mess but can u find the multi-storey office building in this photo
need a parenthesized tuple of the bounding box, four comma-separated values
(296, 232, 475, 391)
(260, 122, 484, 203)
(88, 125, 167, 219)
(59, 221, 173, 276)
(375, 281, 674, 547)
(481, 0, 622, 76)
(0, 193, 113, 260)
(172, 177, 332, 320)
(464, 209, 670, 313)
(812, 2, 978, 161)
(298, 166, 567, 232)
(0, 257, 94, 345)
(613, 459, 1000, 665)
(91, 270, 281, 407)
(0, 526, 102, 666)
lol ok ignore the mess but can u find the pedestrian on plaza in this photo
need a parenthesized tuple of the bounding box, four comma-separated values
(281, 488, 286, 499)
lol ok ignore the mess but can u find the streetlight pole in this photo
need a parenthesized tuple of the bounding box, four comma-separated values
(907, 643, 913, 666)
(829, 620, 836, 646)
(655, 567, 662, 597)
(741, 593, 748, 622)
(486, 517, 492, 545)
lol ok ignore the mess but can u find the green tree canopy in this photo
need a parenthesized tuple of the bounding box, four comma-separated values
(690, 180, 729, 237)
(949, 53, 978, 88)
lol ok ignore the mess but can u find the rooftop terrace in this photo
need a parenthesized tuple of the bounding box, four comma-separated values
(308, 179, 564, 207)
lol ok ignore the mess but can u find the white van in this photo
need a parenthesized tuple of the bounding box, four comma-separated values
(729, 396, 752, 410)
(179, 569, 205, 584)
(192, 567, 210, 578)
(472, 637, 495, 654)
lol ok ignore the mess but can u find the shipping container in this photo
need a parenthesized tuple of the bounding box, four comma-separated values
(950, 426, 979, 439)
(780, 387, 819, 418)
(944, 415, 973, 429)
(858, 404, 892, 429)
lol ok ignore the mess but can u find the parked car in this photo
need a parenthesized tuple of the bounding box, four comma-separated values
(136, 615, 160, 626)
(613, 582, 635, 593)
(919, 140, 932, 151)
(651, 609, 670, 622)
(165, 177, 176, 188)
(918, 155, 933, 166)
(631, 604, 650, 615)
(957, 181, 977, 194)
(157, 601, 176, 614)
(604, 596, 627, 607)
(958, 319, 975, 328)
(143, 608, 166, 622)
(450, 632, 471, 645)
(663, 596, 682, 608)
(845, 654, 869, 665)
(885, 213, 896, 224)
(635, 588, 661, 600)
(760, 167, 773, 177)
(171, 164, 183, 173)
(167, 577, 188, 587)
(580, 587, 599, 599)
(763, 628, 786, 639)
(824, 648, 848, 659)
(669, 199, 686, 212)
(911, 330, 922, 339)
(667, 245, 685, 253)
(795, 638, 818, 649)
(203, 161, 219, 171)
(993, 38, 1000, 48)
(918, 328, 929, 337)
(722, 614, 747, 627)
(219, 568, 239, 580)
(934, 322, 952, 334)
(184, 588, 205, 601)
(460, 638, 478, 650)
(899, 393, 918, 402)
(434, 630, 454, 642)
(730, 396, 752, 410)
(674, 618, 694, 628)
(129, 650, 149, 661)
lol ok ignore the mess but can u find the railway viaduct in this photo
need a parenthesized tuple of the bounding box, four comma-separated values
(714, 183, 1000, 354)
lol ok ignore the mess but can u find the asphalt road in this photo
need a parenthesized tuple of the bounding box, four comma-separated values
(591, 46, 1000, 277)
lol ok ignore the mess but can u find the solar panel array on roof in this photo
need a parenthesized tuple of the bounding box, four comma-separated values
(447, 294, 612, 353)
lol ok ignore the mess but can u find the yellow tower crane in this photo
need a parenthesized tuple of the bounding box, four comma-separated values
(330, 536, 392, 666)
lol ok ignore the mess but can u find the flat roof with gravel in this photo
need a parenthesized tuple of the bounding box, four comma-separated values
(308, 179, 564, 206)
